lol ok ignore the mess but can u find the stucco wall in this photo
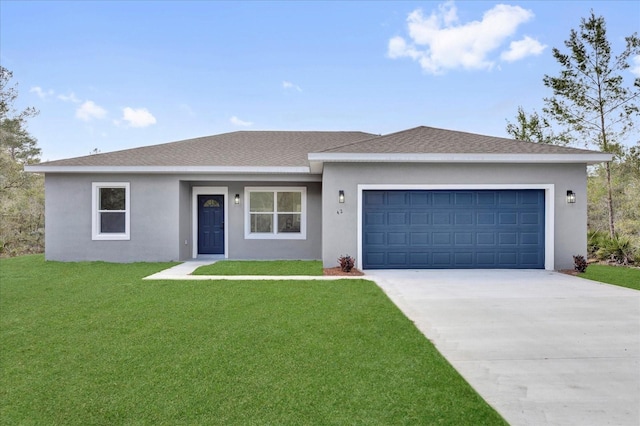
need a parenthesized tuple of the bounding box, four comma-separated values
(44, 174, 181, 262)
(321, 163, 587, 271)
(44, 174, 322, 262)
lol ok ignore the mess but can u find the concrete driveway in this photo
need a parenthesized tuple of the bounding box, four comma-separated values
(367, 269, 639, 426)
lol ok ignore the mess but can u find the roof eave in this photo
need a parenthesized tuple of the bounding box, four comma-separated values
(23, 165, 314, 174)
(308, 153, 614, 172)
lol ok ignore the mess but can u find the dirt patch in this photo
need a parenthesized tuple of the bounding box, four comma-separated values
(323, 267, 365, 276)
(559, 269, 580, 276)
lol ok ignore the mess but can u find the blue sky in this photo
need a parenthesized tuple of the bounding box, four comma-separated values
(2, 0, 639, 161)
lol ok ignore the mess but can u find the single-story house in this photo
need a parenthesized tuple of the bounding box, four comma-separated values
(26, 126, 612, 270)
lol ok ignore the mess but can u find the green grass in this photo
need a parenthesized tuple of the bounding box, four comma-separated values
(0, 255, 505, 425)
(579, 264, 640, 290)
(192, 259, 323, 276)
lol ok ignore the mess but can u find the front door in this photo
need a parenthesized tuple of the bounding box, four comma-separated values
(198, 195, 224, 254)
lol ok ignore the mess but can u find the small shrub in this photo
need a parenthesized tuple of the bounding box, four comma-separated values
(596, 234, 636, 265)
(338, 255, 355, 272)
(573, 255, 588, 273)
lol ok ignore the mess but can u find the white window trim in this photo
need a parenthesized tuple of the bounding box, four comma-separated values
(244, 186, 307, 240)
(357, 184, 555, 271)
(192, 186, 229, 259)
(92, 182, 130, 241)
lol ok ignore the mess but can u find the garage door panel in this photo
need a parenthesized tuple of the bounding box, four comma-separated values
(455, 212, 474, 225)
(363, 190, 544, 269)
(410, 252, 429, 264)
(454, 252, 473, 266)
(499, 212, 517, 224)
(521, 212, 541, 225)
(454, 232, 473, 245)
(455, 192, 473, 205)
(365, 211, 385, 225)
(433, 212, 451, 225)
(477, 233, 496, 245)
(388, 252, 407, 265)
(388, 212, 408, 225)
(477, 192, 497, 205)
(477, 212, 496, 225)
(433, 193, 452, 205)
(410, 212, 430, 225)
(411, 232, 430, 245)
(521, 232, 540, 245)
(499, 191, 518, 205)
(388, 232, 407, 245)
(365, 231, 385, 245)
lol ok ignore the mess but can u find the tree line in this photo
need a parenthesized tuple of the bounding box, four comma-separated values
(505, 11, 639, 265)
(0, 66, 44, 256)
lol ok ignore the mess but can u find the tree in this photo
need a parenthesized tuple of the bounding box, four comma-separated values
(1, 66, 40, 163)
(505, 106, 570, 145)
(543, 11, 640, 238)
(0, 66, 44, 256)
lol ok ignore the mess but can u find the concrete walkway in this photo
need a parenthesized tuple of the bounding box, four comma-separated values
(366, 269, 640, 426)
(143, 260, 367, 281)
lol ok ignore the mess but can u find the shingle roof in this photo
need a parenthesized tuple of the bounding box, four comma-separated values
(33, 126, 607, 170)
(37, 131, 377, 168)
(318, 126, 599, 155)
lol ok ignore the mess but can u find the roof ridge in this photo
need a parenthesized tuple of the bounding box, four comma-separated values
(316, 126, 430, 153)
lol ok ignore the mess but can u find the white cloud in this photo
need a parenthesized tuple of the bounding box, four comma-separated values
(283, 81, 302, 92)
(58, 92, 81, 103)
(388, 0, 541, 74)
(230, 116, 253, 127)
(30, 86, 54, 99)
(121, 107, 157, 128)
(630, 55, 640, 77)
(501, 36, 547, 62)
(76, 101, 107, 121)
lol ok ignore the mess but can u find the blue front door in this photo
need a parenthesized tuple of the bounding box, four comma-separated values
(198, 195, 224, 255)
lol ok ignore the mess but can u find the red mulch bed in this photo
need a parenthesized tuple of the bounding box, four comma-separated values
(323, 267, 365, 276)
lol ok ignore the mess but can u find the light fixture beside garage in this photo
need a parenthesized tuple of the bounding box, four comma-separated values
(566, 190, 576, 204)
(338, 190, 345, 203)
(234, 194, 240, 204)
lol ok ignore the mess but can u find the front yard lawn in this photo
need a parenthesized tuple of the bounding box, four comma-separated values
(0, 255, 505, 425)
(192, 259, 323, 276)
(579, 264, 640, 290)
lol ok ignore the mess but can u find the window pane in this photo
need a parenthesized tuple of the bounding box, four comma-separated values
(250, 192, 274, 212)
(250, 214, 273, 233)
(277, 214, 301, 233)
(100, 212, 126, 233)
(277, 192, 301, 212)
(100, 187, 126, 210)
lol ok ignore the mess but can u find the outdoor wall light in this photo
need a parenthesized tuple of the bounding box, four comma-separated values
(234, 194, 240, 204)
(566, 190, 576, 204)
(338, 190, 345, 203)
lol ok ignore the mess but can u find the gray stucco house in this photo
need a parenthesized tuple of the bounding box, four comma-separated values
(26, 126, 612, 270)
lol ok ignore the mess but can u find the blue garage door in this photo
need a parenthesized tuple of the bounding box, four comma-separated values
(363, 190, 545, 269)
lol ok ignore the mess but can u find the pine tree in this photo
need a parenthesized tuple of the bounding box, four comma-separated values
(543, 11, 640, 238)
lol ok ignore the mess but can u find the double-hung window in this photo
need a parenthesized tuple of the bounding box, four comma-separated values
(244, 187, 306, 239)
(92, 182, 130, 240)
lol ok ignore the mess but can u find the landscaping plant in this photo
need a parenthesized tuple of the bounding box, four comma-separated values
(573, 255, 588, 273)
(338, 255, 355, 272)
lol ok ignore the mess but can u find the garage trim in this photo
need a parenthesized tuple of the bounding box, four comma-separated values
(357, 184, 555, 271)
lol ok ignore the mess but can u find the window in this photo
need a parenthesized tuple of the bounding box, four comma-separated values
(92, 182, 130, 240)
(245, 187, 306, 239)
